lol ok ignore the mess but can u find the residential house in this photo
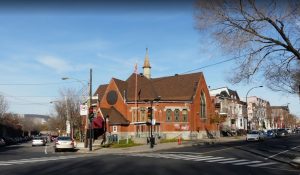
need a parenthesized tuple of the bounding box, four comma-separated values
(270, 106, 289, 129)
(247, 96, 271, 130)
(210, 87, 247, 133)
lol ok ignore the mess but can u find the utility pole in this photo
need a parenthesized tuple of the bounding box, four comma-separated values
(89, 68, 93, 151)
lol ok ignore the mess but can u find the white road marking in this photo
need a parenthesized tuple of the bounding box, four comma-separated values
(248, 162, 277, 167)
(193, 157, 224, 162)
(0, 155, 90, 166)
(265, 145, 300, 160)
(218, 159, 248, 164)
(126, 153, 277, 168)
(206, 158, 236, 162)
(0, 163, 12, 166)
(234, 160, 262, 165)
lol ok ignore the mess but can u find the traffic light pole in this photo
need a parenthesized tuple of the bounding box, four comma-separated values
(149, 101, 154, 148)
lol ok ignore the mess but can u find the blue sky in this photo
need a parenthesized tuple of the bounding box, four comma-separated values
(0, 1, 299, 117)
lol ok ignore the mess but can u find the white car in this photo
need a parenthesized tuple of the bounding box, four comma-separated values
(246, 130, 265, 141)
(32, 137, 46, 146)
(54, 136, 75, 152)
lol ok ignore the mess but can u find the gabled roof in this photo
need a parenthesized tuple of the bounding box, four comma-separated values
(94, 84, 108, 102)
(209, 87, 240, 100)
(100, 106, 130, 126)
(95, 72, 205, 102)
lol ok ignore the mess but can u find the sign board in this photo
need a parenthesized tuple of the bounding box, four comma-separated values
(80, 104, 88, 116)
(152, 119, 156, 126)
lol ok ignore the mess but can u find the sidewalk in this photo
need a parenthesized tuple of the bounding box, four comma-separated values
(76, 136, 246, 154)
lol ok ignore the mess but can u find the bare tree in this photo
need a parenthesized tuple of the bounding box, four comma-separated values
(0, 95, 8, 118)
(52, 88, 82, 139)
(195, 0, 300, 93)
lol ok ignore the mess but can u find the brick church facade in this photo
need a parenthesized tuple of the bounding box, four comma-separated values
(94, 49, 217, 140)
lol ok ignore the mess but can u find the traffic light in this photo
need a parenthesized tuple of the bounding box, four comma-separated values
(88, 107, 94, 122)
(147, 107, 152, 125)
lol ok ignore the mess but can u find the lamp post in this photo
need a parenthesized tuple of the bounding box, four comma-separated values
(62, 75, 90, 149)
(245, 85, 263, 130)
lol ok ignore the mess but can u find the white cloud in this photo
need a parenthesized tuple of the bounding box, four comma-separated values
(37, 56, 72, 73)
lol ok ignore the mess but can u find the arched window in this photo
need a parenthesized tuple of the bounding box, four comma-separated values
(166, 109, 172, 122)
(174, 109, 180, 122)
(200, 91, 206, 118)
(182, 109, 188, 122)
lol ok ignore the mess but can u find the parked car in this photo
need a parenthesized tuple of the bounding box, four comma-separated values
(285, 128, 292, 134)
(266, 130, 276, 138)
(246, 130, 265, 141)
(54, 136, 75, 152)
(32, 137, 46, 146)
(0, 138, 6, 146)
(276, 129, 289, 137)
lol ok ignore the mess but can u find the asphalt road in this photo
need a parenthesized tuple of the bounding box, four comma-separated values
(0, 135, 299, 175)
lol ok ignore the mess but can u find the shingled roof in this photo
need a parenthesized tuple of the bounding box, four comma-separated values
(96, 72, 204, 102)
(100, 106, 130, 126)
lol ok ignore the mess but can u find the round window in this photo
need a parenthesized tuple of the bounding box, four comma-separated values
(106, 90, 118, 105)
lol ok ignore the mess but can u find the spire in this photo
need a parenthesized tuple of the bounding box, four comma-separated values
(143, 48, 151, 68)
(143, 48, 151, 79)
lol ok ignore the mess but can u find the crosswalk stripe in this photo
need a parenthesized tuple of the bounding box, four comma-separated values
(193, 157, 224, 162)
(161, 154, 213, 161)
(0, 155, 89, 166)
(219, 159, 248, 164)
(248, 162, 277, 167)
(234, 160, 262, 165)
(206, 158, 236, 162)
(126, 153, 278, 168)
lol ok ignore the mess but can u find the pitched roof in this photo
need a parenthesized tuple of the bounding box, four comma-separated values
(94, 84, 108, 102)
(152, 72, 202, 101)
(100, 106, 130, 126)
(96, 72, 204, 102)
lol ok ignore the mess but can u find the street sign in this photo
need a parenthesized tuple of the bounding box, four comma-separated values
(80, 104, 88, 116)
(152, 119, 156, 125)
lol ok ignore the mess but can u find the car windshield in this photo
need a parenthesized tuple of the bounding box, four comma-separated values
(57, 137, 71, 141)
(33, 137, 43, 140)
(249, 131, 259, 134)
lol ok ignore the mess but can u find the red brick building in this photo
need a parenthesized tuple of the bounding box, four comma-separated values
(94, 49, 216, 140)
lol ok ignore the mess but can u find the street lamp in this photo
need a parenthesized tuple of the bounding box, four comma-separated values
(245, 85, 263, 130)
(62, 76, 90, 148)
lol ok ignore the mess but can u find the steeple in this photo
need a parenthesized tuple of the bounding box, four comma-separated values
(143, 48, 151, 79)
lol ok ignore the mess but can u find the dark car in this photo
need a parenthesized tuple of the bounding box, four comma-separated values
(276, 129, 288, 137)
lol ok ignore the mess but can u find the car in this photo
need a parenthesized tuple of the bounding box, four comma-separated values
(0, 138, 6, 146)
(285, 128, 292, 134)
(276, 128, 288, 137)
(54, 136, 75, 152)
(266, 130, 276, 138)
(246, 130, 265, 141)
(32, 137, 46, 146)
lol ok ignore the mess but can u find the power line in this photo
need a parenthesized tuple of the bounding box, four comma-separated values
(181, 54, 246, 74)
(0, 80, 80, 86)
